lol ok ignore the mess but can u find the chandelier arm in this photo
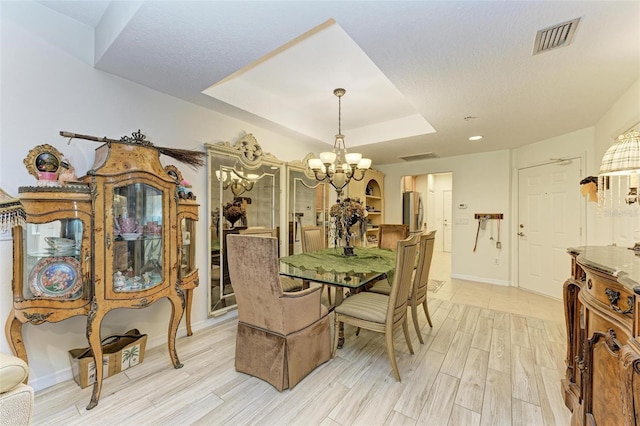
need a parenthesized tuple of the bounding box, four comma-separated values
(312, 170, 329, 182)
(350, 169, 368, 182)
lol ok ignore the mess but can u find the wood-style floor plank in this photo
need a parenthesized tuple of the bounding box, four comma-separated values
(488, 327, 511, 374)
(449, 404, 482, 426)
(416, 373, 460, 425)
(512, 398, 545, 426)
(455, 347, 489, 413)
(511, 345, 540, 405)
(480, 368, 512, 426)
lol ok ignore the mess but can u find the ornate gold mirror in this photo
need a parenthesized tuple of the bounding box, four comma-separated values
(285, 154, 334, 255)
(206, 134, 284, 316)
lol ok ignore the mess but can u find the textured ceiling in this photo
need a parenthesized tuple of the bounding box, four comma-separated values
(37, 1, 640, 165)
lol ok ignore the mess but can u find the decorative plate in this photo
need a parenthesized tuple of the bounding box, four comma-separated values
(28, 257, 82, 298)
(23, 144, 64, 180)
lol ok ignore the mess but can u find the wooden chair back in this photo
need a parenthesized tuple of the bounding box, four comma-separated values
(301, 226, 326, 252)
(411, 230, 437, 305)
(378, 224, 410, 250)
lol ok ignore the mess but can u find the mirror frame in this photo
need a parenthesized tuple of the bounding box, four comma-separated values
(206, 134, 285, 317)
(285, 154, 336, 255)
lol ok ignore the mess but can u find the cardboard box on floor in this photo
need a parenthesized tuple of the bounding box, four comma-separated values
(68, 329, 147, 388)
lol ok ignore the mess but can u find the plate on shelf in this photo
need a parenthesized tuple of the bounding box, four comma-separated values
(44, 237, 76, 250)
(29, 248, 79, 257)
(120, 233, 141, 241)
(28, 256, 82, 298)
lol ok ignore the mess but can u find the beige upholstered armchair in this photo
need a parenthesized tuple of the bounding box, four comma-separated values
(0, 353, 33, 425)
(226, 234, 331, 391)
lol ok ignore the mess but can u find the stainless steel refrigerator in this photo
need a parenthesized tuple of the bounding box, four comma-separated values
(402, 191, 424, 235)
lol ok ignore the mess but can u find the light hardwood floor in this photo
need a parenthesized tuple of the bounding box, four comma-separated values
(32, 252, 571, 425)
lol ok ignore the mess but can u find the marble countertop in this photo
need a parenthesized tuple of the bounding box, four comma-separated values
(568, 246, 640, 294)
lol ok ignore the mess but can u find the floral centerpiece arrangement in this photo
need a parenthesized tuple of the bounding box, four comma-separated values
(330, 197, 367, 256)
(222, 199, 246, 228)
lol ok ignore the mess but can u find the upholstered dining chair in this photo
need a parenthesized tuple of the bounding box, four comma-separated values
(377, 224, 410, 250)
(300, 226, 331, 303)
(226, 234, 331, 391)
(332, 234, 419, 381)
(369, 231, 437, 343)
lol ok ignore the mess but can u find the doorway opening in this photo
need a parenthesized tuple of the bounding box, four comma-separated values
(402, 172, 453, 286)
(402, 172, 452, 253)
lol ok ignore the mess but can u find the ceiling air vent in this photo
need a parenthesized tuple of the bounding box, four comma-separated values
(533, 17, 581, 55)
(398, 152, 437, 162)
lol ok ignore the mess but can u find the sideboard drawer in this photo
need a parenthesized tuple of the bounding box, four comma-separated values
(584, 271, 635, 324)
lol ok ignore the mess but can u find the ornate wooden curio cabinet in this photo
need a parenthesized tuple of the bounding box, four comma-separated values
(6, 135, 199, 409)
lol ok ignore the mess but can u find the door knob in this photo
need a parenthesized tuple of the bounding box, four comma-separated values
(518, 232, 525, 237)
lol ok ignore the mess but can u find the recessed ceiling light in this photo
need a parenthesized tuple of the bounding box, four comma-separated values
(469, 135, 484, 141)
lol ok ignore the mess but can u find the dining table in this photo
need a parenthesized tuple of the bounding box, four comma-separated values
(279, 246, 397, 347)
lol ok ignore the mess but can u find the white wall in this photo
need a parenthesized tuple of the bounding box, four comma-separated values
(379, 150, 512, 285)
(0, 6, 323, 390)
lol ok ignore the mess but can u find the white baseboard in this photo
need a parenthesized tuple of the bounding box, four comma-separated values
(450, 273, 512, 287)
(30, 313, 238, 392)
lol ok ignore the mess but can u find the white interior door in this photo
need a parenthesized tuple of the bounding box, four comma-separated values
(443, 190, 452, 252)
(518, 159, 582, 299)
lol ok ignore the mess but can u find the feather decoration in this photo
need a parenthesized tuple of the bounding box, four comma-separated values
(59, 130, 206, 169)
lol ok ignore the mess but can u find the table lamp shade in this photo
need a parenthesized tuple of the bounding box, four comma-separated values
(599, 130, 640, 176)
(0, 188, 25, 231)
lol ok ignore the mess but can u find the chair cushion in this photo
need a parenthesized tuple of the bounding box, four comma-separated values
(335, 292, 388, 323)
(368, 279, 391, 295)
(0, 353, 28, 393)
(281, 276, 302, 292)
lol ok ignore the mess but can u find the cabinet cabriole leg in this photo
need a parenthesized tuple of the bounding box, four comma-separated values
(86, 310, 105, 410)
(168, 293, 184, 369)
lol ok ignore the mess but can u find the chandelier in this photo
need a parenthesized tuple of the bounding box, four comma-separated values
(216, 167, 259, 197)
(308, 88, 371, 196)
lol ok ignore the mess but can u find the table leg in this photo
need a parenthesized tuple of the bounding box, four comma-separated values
(334, 288, 345, 348)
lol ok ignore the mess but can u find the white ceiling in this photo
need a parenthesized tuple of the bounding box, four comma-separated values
(37, 1, 640, 165)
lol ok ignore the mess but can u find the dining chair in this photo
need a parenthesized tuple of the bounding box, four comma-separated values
(300, 226, 325, 252)
(301, 226, 331, 304)
(377, 224, 410, 250)
(227, 234, 331, 391)
(331, 234, 419, 381)
(368, 231, 437, 343)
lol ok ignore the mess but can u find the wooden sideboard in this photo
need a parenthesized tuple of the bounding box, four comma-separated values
(563, 246, 640, 425)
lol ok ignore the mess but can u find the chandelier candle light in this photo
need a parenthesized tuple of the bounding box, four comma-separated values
(308, 88, 372, 196)
(216, 168, 259, 197)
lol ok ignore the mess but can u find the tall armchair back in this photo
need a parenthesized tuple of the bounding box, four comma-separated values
(226, 234, 331, 390)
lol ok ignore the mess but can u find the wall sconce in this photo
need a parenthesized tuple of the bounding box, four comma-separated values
(216, 168, 259, 197)
(598, 129, 640, 213)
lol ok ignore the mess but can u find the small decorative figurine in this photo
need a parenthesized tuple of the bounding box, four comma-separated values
(580, 176, 598, 203)
(178, 179, 195, 200)
(114, 271, 125, 290)
(58, 159, 78, 186)
(142, 272, 152, 288)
